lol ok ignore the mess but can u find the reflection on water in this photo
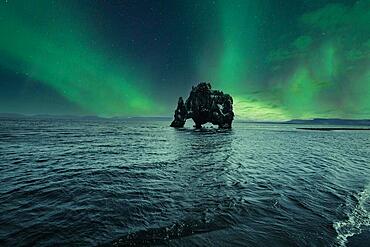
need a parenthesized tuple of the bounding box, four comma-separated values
(0, 118, 369, 247)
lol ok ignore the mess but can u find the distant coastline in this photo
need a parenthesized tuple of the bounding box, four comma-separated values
(284, 118, 370, 126)
(297, 127, 370, 131)
(237, 118, 370, 126)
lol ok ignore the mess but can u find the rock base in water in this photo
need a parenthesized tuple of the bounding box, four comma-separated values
(170, 82, 234, 129)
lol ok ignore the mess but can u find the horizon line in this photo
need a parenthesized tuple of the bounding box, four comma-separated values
(0, 112, 370, 123)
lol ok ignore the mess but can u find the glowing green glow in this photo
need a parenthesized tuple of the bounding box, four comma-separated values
(215, 0, 259, 92)
(293, 36, 312, 51)
(0, 1, 369, 120)
(233, 96, 290, 121)
(351, 70, 370, 118)
(207, 0, 370, 120)
(283, 67, 319, 117)
(0, 1, 162, 116)
(207, 0, 270, 120)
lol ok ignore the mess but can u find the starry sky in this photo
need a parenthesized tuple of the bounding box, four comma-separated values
(0, 0, 369, 120)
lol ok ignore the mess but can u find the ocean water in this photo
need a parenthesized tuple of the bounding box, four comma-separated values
(0, 118, 369, 247)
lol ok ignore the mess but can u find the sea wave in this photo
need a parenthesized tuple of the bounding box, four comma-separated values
(333, 183, 370, 246)
(1, 118, 370, 246)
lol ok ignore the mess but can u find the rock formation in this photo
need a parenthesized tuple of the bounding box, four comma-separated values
(170, 82, 234, 128)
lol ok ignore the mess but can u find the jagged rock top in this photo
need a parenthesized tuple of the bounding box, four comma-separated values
(170, 82, 234, 129)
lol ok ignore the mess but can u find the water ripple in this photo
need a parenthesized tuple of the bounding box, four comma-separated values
(0, 119, 369, 246)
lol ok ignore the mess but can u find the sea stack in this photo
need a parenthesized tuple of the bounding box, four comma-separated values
(170, 82, 234, 129)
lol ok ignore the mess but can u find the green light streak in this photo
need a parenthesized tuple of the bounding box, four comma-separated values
(215, 0, 259, 93)
(0, 1, 162, 116)
(283, 67, 319, 117)
(210, 0, 370, 120)
(351, 70, 370, 118)
(1, 1, 369, 120)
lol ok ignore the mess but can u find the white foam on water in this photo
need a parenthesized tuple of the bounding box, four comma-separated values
(333, 184, 370, 246)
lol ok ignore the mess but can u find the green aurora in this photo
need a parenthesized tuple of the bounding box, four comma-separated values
(0, 1, 162, 116)
(0, 0, 369, 120)
(209, 0, 370, 120)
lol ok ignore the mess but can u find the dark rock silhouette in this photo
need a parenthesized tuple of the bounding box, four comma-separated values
(170, 82, 234, 128)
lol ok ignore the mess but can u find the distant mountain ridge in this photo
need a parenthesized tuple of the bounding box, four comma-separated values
(284, 118, 370, 126)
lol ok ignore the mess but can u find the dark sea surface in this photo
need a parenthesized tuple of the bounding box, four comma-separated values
(0, 118, 369, 247)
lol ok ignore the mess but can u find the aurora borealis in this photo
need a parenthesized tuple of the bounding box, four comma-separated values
(0, 0, 369, 120)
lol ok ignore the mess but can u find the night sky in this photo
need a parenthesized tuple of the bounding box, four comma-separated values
(0, 0, 369, 120)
